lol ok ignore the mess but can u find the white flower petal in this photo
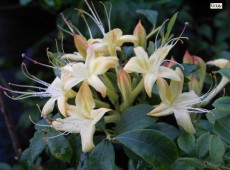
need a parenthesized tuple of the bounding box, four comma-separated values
(41, 98, 57, 117)
(57, 96, 67, 117)
(88, 75, 107, 97)
(158, 66, 181, 81)
(143, 73, 157, 97)
(147, 103, 173, 116)
(75, 81, 95, 117)
(80, 124, 95, 153)
(64, 77, 85, 90)
(174, 109, 195, 133)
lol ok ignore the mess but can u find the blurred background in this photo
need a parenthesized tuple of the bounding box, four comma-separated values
(0, 0, 229, 166)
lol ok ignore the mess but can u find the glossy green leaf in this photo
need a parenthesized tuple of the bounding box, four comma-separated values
(29, 131, 47, 163)
(136, 10, 158, 27)
(177, 133, 195, 155)
(115, 104, 157, 134)
(195, 132, 210, 158)
(219, 68, 230, 81)
(207, 108, 230, 124)
(165, 12, 178, 40)
(213, 115, 230, 144)
(115, 129, 178, 169)
(151, 122, 180, 140)
(46, 131, 73, 162)
(177, 157, 206, 168)
(88, 140, 115, 170)
(209, 135, 225, 164)
(213, 97, 230, 113)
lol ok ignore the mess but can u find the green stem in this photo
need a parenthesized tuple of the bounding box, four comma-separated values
(104, 111, 121, 123)
(94, 99, 110, 108)
(120, 79, 144, 111)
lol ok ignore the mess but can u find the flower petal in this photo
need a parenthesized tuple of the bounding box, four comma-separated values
(75, 81, 95, 117)
(61, 53, 85, 61)
(52, 117, 81, 133)
(92, 56, 118, 75)
(88, 75, 107, 97)
(169, 67, 184, 99)
(64, 77, 85, 90)
(57, 96, 67, 117)
(156, 77, 172, 104)
(80, 124, 95, 153)
(147, 103, 173, 116)
(90, 108, 111, 125)
(143, 73, 157, 97)
(117, 35, 138, 46)
(158, 66, 181, 81)
(174, 109, 195, 133)
(149, 45, 173, 64)
(174, 91, 199, 105)
(41, 98, 57, 117)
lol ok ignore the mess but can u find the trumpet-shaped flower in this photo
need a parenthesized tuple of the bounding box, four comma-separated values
(91, 28, 138, 56)
(148, 68, 209, 133)
(0, 63, 76, 117)
(124, 46, 180, 97)
(63, 47, 118, 97)
(51, 81, 110, 152)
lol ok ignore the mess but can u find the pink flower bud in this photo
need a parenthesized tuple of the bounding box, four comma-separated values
(117, 67, 132, 104)
(133, 20, 147, 48)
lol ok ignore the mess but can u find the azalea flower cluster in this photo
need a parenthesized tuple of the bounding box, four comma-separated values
(1, 0, 229, 153)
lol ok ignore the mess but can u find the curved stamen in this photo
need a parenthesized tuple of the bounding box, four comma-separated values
(21, 63, 50, 87)
(29, 115, 53, 127)
(22, 53, 55, 69)
(8, 82, 47, 90)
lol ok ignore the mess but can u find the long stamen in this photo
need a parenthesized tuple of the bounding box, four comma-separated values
(29, 115, 53, 127)
(155, 19, 169, 50)
(22, 53, 55, 69)
(57, 24, 73, 36)
(21, 63, 50, 87)
(8, 82, 47, 90)
(60, 13, 74, 35)
(160, 59, 184, 70)
(79, 10, 93, 39)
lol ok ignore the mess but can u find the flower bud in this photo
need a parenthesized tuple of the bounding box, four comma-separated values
(133, 20, 147, 49)
(163, 56, 176, 67)
(206, 59, 230, 68)
(117, 67, 132, 104)
(183, 50, 206, 96)
(74, 34, 88, 58)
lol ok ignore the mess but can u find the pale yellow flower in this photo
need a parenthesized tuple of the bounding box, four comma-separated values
(148, 68, 208, 133)
(90, 28, 138, 56)
(124, 46, 180, 97)
(63, 47, 118, 97)
(52, 81, 110, 152)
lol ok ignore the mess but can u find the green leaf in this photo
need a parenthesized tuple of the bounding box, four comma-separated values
(88, 140, 115, 170)
(213, 97, 230, 113)
(219, 68, 230, 81)
(182, 64, 199, 76)
(195, 132, 210, 158)
(46, 131, 73, 162)
(209, 135, 225, 164)
(213, 114, 230, 144)
(177, 157, 206, 168)
(115, 129, 178, 169)
(165, 12, 178, 40)
(115, 104, 157, 134)
(29, 131, 47, 163)
(207, 108, 230, 124)
(136, 10, 158, 28)
(177, 133, 195, 155)
(151, 122, 180, 140)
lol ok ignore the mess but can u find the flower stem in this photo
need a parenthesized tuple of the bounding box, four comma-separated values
(120, 79, 144, 111)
